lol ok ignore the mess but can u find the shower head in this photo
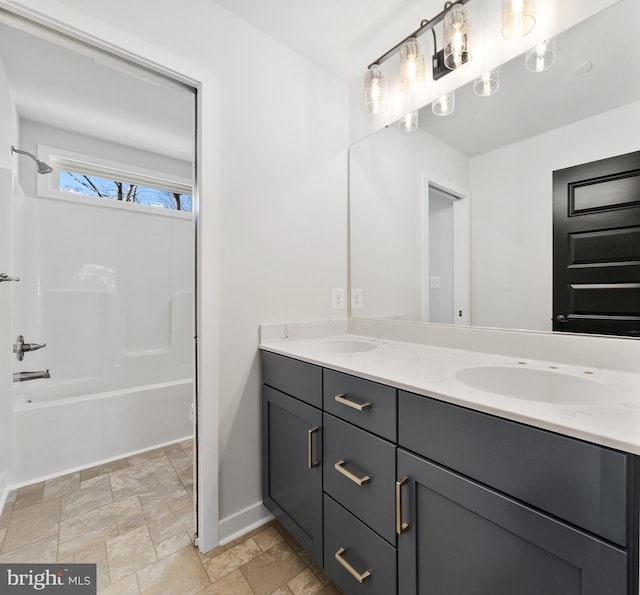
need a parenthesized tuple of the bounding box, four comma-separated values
(11, 145, 54, 175)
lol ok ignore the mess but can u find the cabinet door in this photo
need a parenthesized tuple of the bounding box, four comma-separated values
(397, 449, 628, 595)
(262, 386, 323, 564)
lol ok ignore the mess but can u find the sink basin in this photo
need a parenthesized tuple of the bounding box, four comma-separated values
(299, 339, 378, 354)
(455, 366, 615, 405)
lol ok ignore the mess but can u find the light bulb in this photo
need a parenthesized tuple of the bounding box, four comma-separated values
(444, 4, 471, 70)
(473, 68, 500, 97)
(400, 38, 425, 94)
(364, 65, 387, 114)
(525, 37, 557, 72)
(432, 91, 455, 116)
(398, 111, 419, 132)
(502, 0, 536, 39)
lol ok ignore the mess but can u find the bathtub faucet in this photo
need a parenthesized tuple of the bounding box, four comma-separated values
(13, 370, 51, 382)
(13, 335, 47, 361)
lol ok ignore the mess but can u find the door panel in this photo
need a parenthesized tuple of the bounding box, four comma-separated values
(553, 151, 640, 335)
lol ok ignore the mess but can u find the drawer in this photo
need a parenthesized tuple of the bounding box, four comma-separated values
(323, 413, 396, 544)
(262, 351, 322, 408)
(398, 390, 628, 546)
(324, 494, 397, 595)
(323, 369, 396, 441)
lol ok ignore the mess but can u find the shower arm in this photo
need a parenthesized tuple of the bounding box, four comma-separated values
(11, 145, 54, 175)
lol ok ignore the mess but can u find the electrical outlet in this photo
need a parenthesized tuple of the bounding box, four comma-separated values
(332, 288, 345, 310)
(351, 288, 363, 309)
(430, 276, 441, 289)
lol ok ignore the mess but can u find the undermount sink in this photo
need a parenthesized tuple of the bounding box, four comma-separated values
(299, 339, 378, 354)
(455, 366, 616, 405)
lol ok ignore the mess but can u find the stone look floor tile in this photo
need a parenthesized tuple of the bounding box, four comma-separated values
(61, 480, 113, 521)
(155, 531, 193, 559)
(240, 541, 307, 595)
(204, 538, 262, 583)
(136, 545, 210, 594)
(0, 439, 344, 595)
(58, 523, 120, 559)
(43, 472, 81, 500)
(287, 568, 325, 595)
(106, 525, 157, 583)
(0, 535, 59, 563)
(98, 573, 140, 595)
(197, 569, 254, 594)
(60, 495, 142, 542)
(253, 526, 284, 552)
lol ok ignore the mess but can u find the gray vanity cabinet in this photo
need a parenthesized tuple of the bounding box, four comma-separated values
(261, 350, 639, 595)
(261, 353, 323, 564)
(397, 390, 636, 595)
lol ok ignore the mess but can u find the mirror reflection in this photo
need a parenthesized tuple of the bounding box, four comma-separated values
(350, 0, 640, 334)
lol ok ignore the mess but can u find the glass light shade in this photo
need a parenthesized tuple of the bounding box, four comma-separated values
(432, 91, 455, 116)
(400, 37, 426, 94)
(444, 3, 471, 70)
(473, 68, 500, 97)
(398, 111, 419, 132)
(525, 37, 557, 72)
(502, 0, 536, 39)
(364, 65, 387, 114)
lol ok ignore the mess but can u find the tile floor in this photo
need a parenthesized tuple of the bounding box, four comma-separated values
(0, 440, 342, 594)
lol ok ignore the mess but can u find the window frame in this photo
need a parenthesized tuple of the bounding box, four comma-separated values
(36, 145, 193, 219)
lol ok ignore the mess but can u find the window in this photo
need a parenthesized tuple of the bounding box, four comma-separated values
(36, 145, 193, 217)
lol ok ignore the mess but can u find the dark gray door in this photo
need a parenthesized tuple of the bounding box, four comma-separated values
(553, 151, 640, 335)
(262, 386, 323, 564)
(397, 448, 628, 595)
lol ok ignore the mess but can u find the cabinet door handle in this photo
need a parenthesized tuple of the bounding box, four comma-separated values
(396, 475, 409, 534)
(334, 394, 371, 411)
(307, 426, 320, 469)
(334, 547, 371, 583)
(334, 460, 370, 486)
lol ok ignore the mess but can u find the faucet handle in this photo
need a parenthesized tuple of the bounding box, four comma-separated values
(13, 335, 47, 361)
(25, 342, 47, 352)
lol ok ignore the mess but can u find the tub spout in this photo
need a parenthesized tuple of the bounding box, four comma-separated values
(13, 370, 51, 382)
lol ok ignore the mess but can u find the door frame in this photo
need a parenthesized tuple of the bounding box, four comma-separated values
(421, 172, 471, 325)
(0, 2, 219, 552)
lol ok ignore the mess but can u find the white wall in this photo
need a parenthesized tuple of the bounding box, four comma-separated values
(2, 0, 349, 549)
(350, 124, 469, 320)
(470, 100, 640, 331)
(0, 54, 18, 501)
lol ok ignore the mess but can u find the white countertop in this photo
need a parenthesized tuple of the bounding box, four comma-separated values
(260, 334, 640, 455)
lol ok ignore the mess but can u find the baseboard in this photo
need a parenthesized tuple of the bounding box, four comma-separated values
(218, 501, 274, 546)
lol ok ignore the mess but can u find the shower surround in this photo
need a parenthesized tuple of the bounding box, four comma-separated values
(10, 192, 194, 483)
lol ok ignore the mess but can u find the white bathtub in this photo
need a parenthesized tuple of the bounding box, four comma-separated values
(11, 377, 193, 483)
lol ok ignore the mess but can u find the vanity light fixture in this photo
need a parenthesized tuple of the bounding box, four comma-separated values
(364, 64, 388, 114)
(525, 37, 557, 72)
(432, 91, 455, 116)
(502, 0, 536, 39)
(398, 111, 419, 132)
(400, 37, 426, 94)
(364, 0, 472, 113)
(473, 68, 500, 97)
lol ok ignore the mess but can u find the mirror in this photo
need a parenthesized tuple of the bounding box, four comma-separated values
(350, 0, 640, 334)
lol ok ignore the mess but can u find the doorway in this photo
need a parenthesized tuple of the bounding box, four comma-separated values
(422, 179, 470, 325)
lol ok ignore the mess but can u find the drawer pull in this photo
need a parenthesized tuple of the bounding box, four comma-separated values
(334, 393, 371, 411)
(396, 475, 409, 534)
(334, 547, 371, 583)
(334, 460, 370, 486)
(307, 426, 320, 469)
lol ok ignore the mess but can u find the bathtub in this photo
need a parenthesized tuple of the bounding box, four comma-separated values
(11, 377, 193, 484)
